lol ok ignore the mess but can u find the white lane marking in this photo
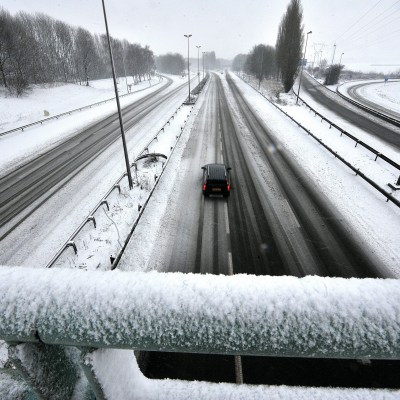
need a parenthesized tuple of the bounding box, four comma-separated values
(224, 203, 230, 235)
(228, 252, 233, 275)
(284, 199, 301, 229)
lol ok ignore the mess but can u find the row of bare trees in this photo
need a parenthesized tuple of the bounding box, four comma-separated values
(232, 0, 304, 93)
(0, 8, 155, 95)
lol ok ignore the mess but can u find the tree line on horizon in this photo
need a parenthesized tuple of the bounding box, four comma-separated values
(0, 8, 155, 95)
(156, 51, 220, 75)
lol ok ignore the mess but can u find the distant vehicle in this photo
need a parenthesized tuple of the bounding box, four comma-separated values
(201, 163, 231, 197)
(220, 71, 224, 74)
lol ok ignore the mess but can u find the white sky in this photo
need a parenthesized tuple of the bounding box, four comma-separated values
(2, 0, 400, 67)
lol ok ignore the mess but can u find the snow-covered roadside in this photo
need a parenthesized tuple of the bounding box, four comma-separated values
(297, 77, 400, 163)
(0, 75, 191, 269)
(118, 83, 207, 272)
(0, 76, 188, 176)
(51, 104, 192, 271)
(229, 73, 400, 277)
(338, 80, 400, 116)
(0, 75, 162, 134)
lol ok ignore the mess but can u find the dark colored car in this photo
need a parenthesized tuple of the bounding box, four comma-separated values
(201, 163, 231, 197)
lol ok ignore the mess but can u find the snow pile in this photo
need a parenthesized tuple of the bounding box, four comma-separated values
(0, 267, 399, 360)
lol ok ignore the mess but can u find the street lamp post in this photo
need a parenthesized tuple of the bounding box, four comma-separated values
(339, 52, 344, 67)
(196, 45, 201, 84)
(296, 30, 312, 105)
(101, 0, 133, 189)
(184, 34, 192, 102)
(202, 51, 206, 80)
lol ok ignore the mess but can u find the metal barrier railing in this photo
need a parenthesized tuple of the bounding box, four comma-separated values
(45, 103, 187, 269)
(295, 93, 400, 172)
(1, 268, 399, 399)
(0, 75, 166, 137)
(237, 73, 400, 208)
(45, 74, 209, 269)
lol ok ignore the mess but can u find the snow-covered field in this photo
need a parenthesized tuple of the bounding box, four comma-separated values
(338, 80, 400, 115)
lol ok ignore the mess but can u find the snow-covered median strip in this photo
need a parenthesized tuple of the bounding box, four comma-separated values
(47, 104, 194, 271)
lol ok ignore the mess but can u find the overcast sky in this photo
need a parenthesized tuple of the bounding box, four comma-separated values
(3, 0, 400, 69)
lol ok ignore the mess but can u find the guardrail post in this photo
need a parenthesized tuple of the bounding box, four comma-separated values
(8, 343, 94, 400)
(112, 184, 121, 194)
(87, 216, 96, 229)
(66, 241, 78, 255)
(101, 200, 110, 211)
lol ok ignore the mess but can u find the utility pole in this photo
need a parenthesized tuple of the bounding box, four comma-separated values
(184, 34, 192, 102)
(101, 0, 133, 189)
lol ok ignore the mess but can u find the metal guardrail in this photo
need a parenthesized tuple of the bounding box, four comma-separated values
(305, 73, 400, 128)
(336, 83, 400, 128)
(1, 268, 400, 398)
(295, 95, 400, 172)
(0, 75, 165, 137)
(237, 74, 400, 209)
(45, 103, 187, 269)
(45, 74, 209, 269)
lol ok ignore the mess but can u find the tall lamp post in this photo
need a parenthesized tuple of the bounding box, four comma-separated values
(296, 30, 312, 104)
(339, 52, 344, 67)
(101, 0, 133, 189)
(196, 45, 201, 84)
(184, 34, 192, 102)
(202, 51, 206, 80)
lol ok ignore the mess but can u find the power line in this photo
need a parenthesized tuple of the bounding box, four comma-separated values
(348, 11, 400, 44)
(335, 0, 384, 41)
(343, 0, 400, 43)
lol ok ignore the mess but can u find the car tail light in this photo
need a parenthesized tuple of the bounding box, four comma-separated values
(227, 184, 231, 191)
(203, 183, 207, 190)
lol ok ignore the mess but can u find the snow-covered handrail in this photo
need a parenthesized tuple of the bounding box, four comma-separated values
(1, 267, 399, 360)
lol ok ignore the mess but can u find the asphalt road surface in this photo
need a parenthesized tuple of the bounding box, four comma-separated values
(0, 77, 192, 239)
(301, 73, 400, 149)
(142, 73, 399, 388)
(346, 80, 400, 121)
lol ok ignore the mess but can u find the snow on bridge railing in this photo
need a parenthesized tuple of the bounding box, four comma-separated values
(1, 267, 400, 399)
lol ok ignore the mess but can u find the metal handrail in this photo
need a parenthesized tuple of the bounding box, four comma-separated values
(1, 268, 400, 358)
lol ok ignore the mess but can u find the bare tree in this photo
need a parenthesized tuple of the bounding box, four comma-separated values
(231, 54, 247, 72)
(276, 0, 304, 92)
(156, 53, 185, 75)
(74, 27, 98, 85)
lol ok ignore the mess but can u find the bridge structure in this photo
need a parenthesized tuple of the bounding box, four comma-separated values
(0, 267, 399, 399)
